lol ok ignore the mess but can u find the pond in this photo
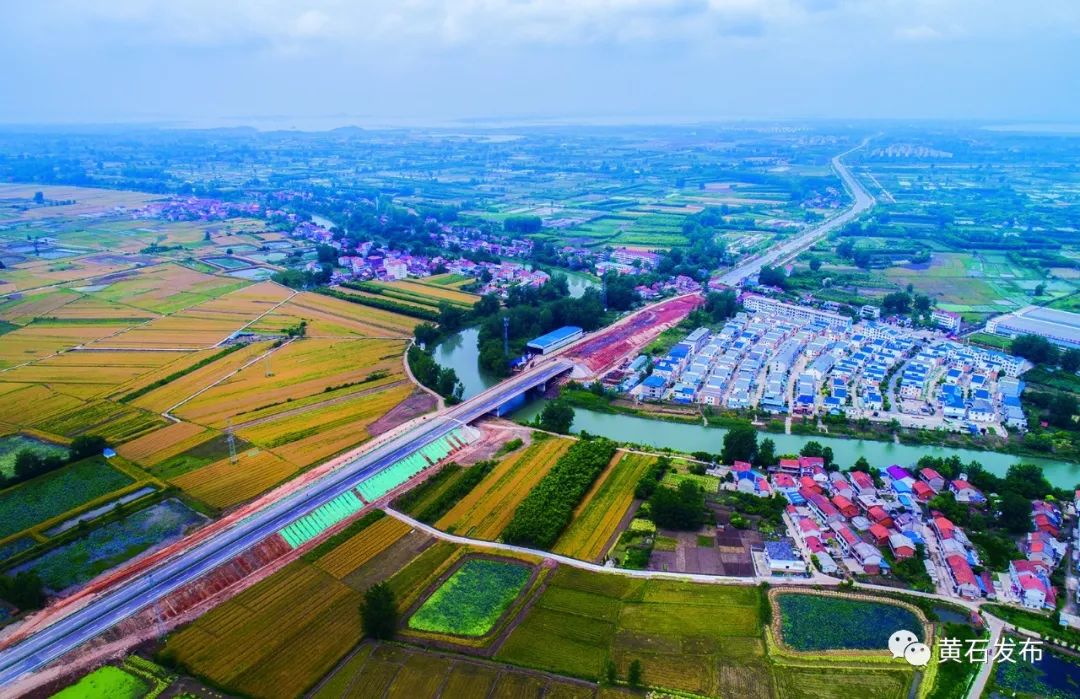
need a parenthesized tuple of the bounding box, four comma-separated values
(993, 645, 1080, 699)
(776, 592, 923, 652)
(10, 499, 207, 594)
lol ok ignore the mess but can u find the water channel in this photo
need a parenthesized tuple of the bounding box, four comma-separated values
(435, 326, 1080, 489)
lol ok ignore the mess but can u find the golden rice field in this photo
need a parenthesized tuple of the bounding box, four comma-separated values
(0, 321, 134, 369)
(247, 291, 415, 337)
(0, 289, 82, 324)
(116, 421, 213, 467)
(169, 449, 299, 509)
(2, 350, 181, 400)
(33, 400, 164, 443)
(38, 296, 157, 321)
(316, 516, 412, 579)
(436, 437, 572, 540)
(380, 279, 478, 306)
(85, 263, 247, 315)
(164, 561, 362, 699)
(175, 338, 407, 428)
(245, 383, 414, 468)
(552, 452, 655, 561)
(129, 342, 273, 413)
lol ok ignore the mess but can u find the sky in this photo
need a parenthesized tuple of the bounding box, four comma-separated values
(2, 0, 1079, 127)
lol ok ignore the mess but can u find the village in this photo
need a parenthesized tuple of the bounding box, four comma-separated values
(609, 294, 1030, 435)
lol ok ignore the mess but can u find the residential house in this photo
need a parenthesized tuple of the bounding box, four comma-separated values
(1009, 560, 1056, 610)
(889, 533, 917, 559)
(831, 495, 859, 519)
(946, 555, 980, 599)
(912, 481, 935, 502)
(764, 539, 808, 576)
(950, 480, 985, 504)
(919, 468, 946, 493)
(868, 524, 890, 547)
(1024, 531, 1066, 567)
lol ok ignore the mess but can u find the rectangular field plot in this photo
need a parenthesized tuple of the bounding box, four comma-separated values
(316, 516, 411, 579)
(495, 566, 771, 697)
(175, 338, 407, 428)
(552, 451, 653, 562)
(164, 561, 362, 699)
(435, 437, 572, 540)
(0, 457, 136, 539)
(407, 558, 532, 637)
(168, 448, 298, 509)
(84, 263, 248, 315)
(312, 642, 607, 699)
(248, 291, 416, 338)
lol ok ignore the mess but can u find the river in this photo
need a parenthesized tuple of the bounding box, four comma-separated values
(434, 327, 1080, 488)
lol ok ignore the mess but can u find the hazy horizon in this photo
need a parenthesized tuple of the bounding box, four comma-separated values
(2, 1, 1079, 126)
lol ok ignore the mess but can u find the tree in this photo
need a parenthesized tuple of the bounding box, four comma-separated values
(799, 441, 832, 469)
(316, 244, 338, 264)
(1049, 393, 1078, 429)
(0, 571, 45, 611)
(757, 265, 787, 289)
(1060, 348, 1080, 373)
(999, 492, 1032, 534)
(755, 437, 776, 468)
(33, 191, 44, 204)
(881, 292, 912, 315)
(721, 425, 757, 464)
(604, 659, 617, 686)
(414, 322, 440, 347)
(853, 456, 870, 472)
(649, 481, 706, 530)
(703, 290, 739, 323)
(361, 583, 398, 640)
(1011, 334, 1059, 366)
(538, 400, 574, 434)
(474, 293, 500, 317)
(808, 257, 822, 272)
(1034, 283, 1047, 296)
(437, 302, 466, 332)
(628, 660, 643, 689)
(69, 435, 108, 461)
(14, 450, 43, 480)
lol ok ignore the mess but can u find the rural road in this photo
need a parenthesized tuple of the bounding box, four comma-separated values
(715, 140, 875, 287)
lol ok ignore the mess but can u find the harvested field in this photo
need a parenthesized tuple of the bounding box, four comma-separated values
(379, 279, 478, 307)
(169, 449, 299, 509)
(566, 294, 701, 374)
(552, 451, 653, 561)
(435, 437, 572, 540)
(0, 321, 135, 369)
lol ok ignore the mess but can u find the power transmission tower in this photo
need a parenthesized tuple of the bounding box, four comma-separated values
(264, 352, 273, 377)
(226, 419, 237, 464)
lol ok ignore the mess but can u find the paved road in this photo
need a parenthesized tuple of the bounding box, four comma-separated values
(715, 141, 875, 287)
(0, 359, 572, 686)
(966, 614, 1004, 699)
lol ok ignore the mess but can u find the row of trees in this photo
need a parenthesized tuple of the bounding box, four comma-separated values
(502, 437, 618, 548)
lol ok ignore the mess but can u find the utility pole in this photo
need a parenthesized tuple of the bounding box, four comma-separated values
(264, 353, 273, 377)
(503, 316, 510, 357)
(601, 276, 608, 312)
(226, 419, 237, 464)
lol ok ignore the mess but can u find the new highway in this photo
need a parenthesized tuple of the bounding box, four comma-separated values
(0, 358, 572, 687)
(715, 142, 875, 286)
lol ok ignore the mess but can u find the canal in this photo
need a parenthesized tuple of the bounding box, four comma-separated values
(434, 326, 1080, 488)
